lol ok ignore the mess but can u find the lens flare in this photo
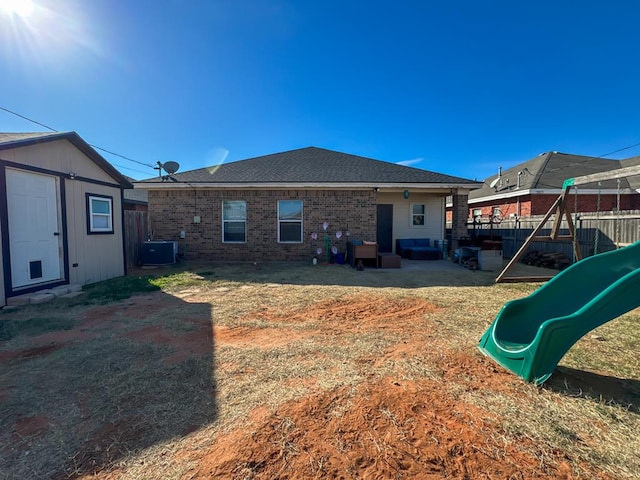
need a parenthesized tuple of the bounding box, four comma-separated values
(0, 0, 34, 17)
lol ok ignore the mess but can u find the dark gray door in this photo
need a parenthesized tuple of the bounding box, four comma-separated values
(376, 204, 393, 252)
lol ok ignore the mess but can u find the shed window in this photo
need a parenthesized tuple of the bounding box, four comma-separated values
(278, 200, 303, 243)
(222, 200, 246, 243)
(87, 194, 113, 234)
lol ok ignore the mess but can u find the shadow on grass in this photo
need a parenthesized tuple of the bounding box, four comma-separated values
(136, 259, 500, 289)
(0, 291, 216, 478)
(546, 366, 640, 414)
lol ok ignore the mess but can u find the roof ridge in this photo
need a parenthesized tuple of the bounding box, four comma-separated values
(136, 147, 480, 185)
(530, 152, 553, 189)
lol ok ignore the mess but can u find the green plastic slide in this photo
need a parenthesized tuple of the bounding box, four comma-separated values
(478, 240, 640, 384)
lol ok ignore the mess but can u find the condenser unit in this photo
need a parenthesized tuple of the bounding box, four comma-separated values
(142, 241, 177, 265)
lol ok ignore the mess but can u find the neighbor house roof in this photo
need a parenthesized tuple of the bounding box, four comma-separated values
(620, 155, 640, 190)
(469, 151, 632, 204)
(136, 146, 481, 190)
(123, 176, 148, 204)
(0, 131, 132, 188)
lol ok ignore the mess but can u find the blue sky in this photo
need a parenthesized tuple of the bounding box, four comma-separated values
(2, 0, 640, 181)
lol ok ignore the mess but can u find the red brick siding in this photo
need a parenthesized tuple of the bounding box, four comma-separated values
(461, 193, 640, 219)
(147, 189, 377, 261)
(533, 193, 637, 215)
(470, 201, 531, 218)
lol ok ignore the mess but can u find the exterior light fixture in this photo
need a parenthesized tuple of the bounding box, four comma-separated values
(403, 190, 410, 199)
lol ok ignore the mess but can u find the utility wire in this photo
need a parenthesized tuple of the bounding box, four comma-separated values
(598, 141, 640, 158)
(0, 105, 57, 132)
(0, 105, 156, 169)
(89, 144, 155, 168)
(111, 163, 155, 177)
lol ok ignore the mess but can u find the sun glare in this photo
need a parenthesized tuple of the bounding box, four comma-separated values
(0, 0, 34, 17)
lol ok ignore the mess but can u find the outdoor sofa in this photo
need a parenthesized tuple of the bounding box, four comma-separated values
(395, 238, 441, 260)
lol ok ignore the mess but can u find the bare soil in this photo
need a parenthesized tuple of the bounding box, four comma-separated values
(2, 287, 618, 480)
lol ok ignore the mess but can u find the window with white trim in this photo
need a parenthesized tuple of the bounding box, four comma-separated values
(411, 203, 425, 226)
(278, 200, 303, 243)
(87, 194, 113, 234)
(222, 200, 246, 243)
(472, 208, 482, 218)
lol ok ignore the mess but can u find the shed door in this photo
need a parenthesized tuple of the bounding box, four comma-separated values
(6, 168, 62, 288)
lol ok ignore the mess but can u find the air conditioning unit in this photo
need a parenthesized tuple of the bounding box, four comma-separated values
(142, 241, 177, 265)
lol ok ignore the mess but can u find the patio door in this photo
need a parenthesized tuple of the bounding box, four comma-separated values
(6, 168, 63, 288)
(376, 204, 393, 252)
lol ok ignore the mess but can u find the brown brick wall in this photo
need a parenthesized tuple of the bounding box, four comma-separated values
(147, 189, 377, 261)
(449, 194, 469, 254)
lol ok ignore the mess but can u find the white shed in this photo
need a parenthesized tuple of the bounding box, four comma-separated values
(0, 132, 132, 306)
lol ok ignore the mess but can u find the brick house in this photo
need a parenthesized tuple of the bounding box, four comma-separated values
(136, 147, 481, 262)
(446, 151, 640, 224)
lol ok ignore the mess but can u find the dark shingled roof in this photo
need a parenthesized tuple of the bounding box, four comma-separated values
(470, 151, 630, 201)
(0, 131, 132, 188)
(0, 132, 59, 143)
(621, 155, 640, 190)
(123, 176, 148, 204)
(138, 147, 479, 186)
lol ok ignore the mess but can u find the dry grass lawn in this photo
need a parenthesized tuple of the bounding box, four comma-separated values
(0, 261, 638, 479)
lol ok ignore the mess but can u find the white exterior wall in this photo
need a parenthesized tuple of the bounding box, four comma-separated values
(377, 192, 445, 251)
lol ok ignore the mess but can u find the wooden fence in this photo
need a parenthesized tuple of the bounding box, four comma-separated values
(447, 210, 640, 260)
(124, 210, 148, 270)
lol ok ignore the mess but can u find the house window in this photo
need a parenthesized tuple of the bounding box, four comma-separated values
(412, 204, 425, 226)
(222, 200, 246, 243)
(278, 200, 303, 243)
(86, 194, 113, 234)
(472, 208, 482, 218)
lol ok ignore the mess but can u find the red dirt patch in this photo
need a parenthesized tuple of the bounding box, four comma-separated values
(438, 350, 526, 394)
(124, 319, 213, 365)
(0, 329, 98, 365)
(0, 343, 64, 363)
(255, 295, 440, 334)
(11, 414, 52, 437)
(81, 292, 174, 326)
(191, 377, 583, 480)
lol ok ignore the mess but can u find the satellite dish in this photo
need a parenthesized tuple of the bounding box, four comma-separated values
(163, 161, 180, 175)
(489, 177, 500, 189)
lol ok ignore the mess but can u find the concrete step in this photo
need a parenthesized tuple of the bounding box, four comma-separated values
(6, 284, 83, 307)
